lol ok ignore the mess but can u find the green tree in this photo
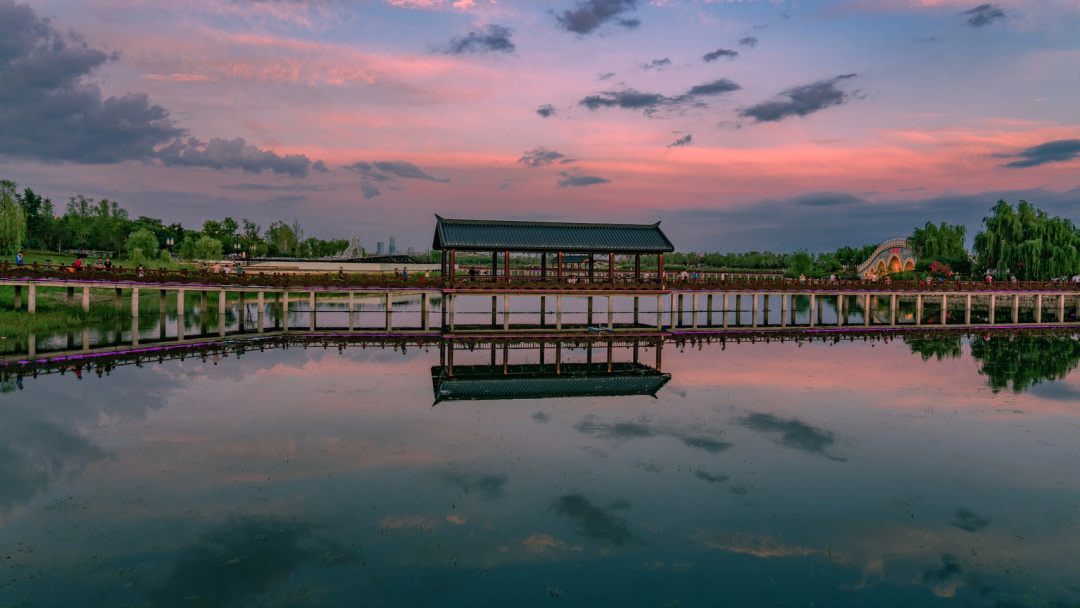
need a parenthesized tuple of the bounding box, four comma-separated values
(18, 187, 53, 249)
(785, 251, 814, 277)
(193, 234, 223, 260)
(0, 180, 27, 256)
(973, 200, 1080, 280)
(124, 228, 159, 264)
(970, 336, 1080, 393)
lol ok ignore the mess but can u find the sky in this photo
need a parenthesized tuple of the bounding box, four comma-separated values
(1, 0, 1078, 253)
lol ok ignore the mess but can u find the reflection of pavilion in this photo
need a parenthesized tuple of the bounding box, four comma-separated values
(432, 339, 670, 404)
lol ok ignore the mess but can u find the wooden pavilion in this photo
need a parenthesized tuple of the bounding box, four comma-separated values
(432, 216, 675, 284)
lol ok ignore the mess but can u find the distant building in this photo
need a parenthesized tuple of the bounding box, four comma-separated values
(389, 237, 396, 255)
(376, 241, 385, 255)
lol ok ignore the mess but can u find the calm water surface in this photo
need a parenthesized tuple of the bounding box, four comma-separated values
(2, 335, 1079, 606)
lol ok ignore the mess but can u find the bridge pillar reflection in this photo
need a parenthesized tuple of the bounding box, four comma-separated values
(965, 294, 972, 325)
(706, 294, 713, 326)
(809, 294, 816, 327)
(177, 289, 185, 340)
(780, 294, 787, 328)
(942, 294, 948, 326)
(1012, 294, 1019, 323)
(1035, 294, 1042, 323)
(82, 286, 90, 311)
(989, 294, 995, 324)
(837, 295, 844, 327)
(27, 284, 35, 314)
(890, 294, 896, 326)
(693, 294, 699, 329)
(257, 292, 265, 333)
(916, 294, 923, 326)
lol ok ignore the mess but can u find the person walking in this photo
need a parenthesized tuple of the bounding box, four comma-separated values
(15, 251, 23, 266)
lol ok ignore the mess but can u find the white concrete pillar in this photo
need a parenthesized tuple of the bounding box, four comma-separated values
(257, 291, 265, 333)
(780, 294, 787, 327)
(864, 293, 871, 326)
(890, 294, 896, 325)
(82, 285, 90, 311)
(219, 290, 227, 336)
(810, 294, 816, 327)
(1058, 294, 1065, 323)
(177, 289, 185, 339)
(448, 294, 456, 331)
(28, 284, 35, 314)
(751, 293, 758, 328)
(1035, 293, 1042, 323)
(916, 294, 923, 326)
(965, 294, 972, 325)
(27, 334, 35, 357)
(837, 295, 844, 327)
(1012, 294, 1019, 323)
(82, 327, 90, 352)
(989, 294, 995, 324)
(941, 294, 948, 326)
(722, 294, 729, 328)
(160, 290, 167, 316)
(131, 287, 139, 318)
(282, 291, 290, 331)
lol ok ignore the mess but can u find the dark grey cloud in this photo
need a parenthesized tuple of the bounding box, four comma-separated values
(681, 436, 731, 453)
(580, 88, 666, 110)
(553, 494, 634, 545)
(156, 137, 317, 178)
(575, 416, 658, 438)
(693, 470, 729, 484)
(0, 1, 181, 163)
(579, 79, 740, 114)
(598, 72, 616, 81)
(951, 508, 989, 532)
(221, 183, 323, 192)
(921, 554, 963, 585)
(439, 24, 515, 55)
(667, 134, 692, 148)
(738, 36, 758, 47)
(519, 147, 575, 167)
(740, 74, 857, 122)
(702, 48, 738, 62)
(790, 192, 863, 207)
(532, 411, 550, 423)
(343, 160, 449, 183)
(442, 472, 508, 500)
(740, 413, 843, 460)
(360, 181, 381, 199)
(640, 57, 671, 70)
(0, 419, 106, 513)
(312, 159, 328, 172)
(0, 1, 323, 175)
(536, 103, 557, 117)
(962, 4, 1005, 27)
(555, 0, 639, 35)
(1001, 139, 1080, 168)
(684, 79, 741, 98)
(558, 173, 610, 187)
(148, 517, 355, 606)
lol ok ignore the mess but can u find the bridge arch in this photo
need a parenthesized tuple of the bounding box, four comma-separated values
(857, 237, 917, 279)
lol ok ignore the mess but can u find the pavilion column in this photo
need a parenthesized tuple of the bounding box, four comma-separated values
(557, 252, 563, 282)
(503, 294, 510, 331)
(448, 250, 456, 285)
(440, 250, 446, 278)
(491, 296, 498, 327)
(448, 294, 455, 331)
(541, 253, 547, 281)
(588, 296, 594, 325)
(634, 254, 641, 283)
(607, 296, 614, 329)
(676, 294, 683, 328)
(634, 296, 640, 326)
(588, 255, 595, 283)
(540, 296, 546, 326)
(131, 287, 139, 319)
(609, 252, 615, 284)
(657, 253, 664, 286)
(656, 294, 663, 329)
(492, 251, 498, 282)
(505, 251, 511, 283)
(556, 294, 563, 330)
(669, 293, 676, 329)
(422, 293, 430, 331)
(386, 292, 393, 331)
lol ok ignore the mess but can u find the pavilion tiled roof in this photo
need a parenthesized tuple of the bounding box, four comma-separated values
(432, 216, 675, 254)
(431, 362, 670, 404)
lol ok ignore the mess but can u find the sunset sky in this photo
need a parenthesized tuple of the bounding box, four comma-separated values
(1, 0, 1078, 252)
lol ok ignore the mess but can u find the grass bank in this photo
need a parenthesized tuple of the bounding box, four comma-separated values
(0, 286, 131, 338)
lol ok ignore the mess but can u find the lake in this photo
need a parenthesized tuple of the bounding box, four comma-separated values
(2, 332, 1079, 606)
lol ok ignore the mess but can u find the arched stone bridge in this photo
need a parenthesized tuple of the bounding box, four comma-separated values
(857, 237, 916, 279)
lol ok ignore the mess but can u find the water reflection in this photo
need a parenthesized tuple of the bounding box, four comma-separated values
(905, 334, 1080, 393)
(1, 334, 1079, 606)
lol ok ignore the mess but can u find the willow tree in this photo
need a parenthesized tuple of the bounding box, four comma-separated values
(909, 221, 968, 268)
(973, 200, 1080, 280)
(0, 180, 27, 256)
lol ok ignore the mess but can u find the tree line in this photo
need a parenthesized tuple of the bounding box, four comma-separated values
(0, 180, 349, 263)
